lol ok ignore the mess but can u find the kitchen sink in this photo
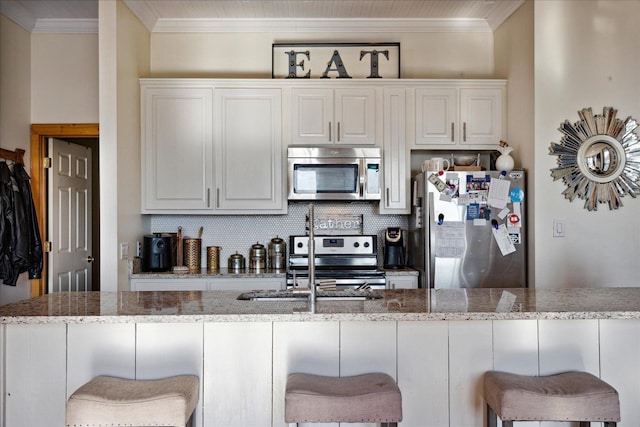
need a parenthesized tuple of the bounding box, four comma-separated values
(237, 289, 383, 302)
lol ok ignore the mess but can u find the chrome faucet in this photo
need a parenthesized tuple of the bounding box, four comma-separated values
(292, 203, 317, 313)
(307, 203, 316, 311)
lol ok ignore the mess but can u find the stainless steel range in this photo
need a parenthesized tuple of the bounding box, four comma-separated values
(287, 235, 386, 289)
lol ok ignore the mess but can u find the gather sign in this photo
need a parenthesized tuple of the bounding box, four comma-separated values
(272, 43, 400, 79)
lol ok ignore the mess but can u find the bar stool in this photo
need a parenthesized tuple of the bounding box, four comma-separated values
(66, 374, 199, 427)
(285, 372, 402, 426)
(484, 371, 620, 427)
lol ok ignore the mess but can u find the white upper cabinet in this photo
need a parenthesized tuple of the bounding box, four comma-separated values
(413, 82, 506, 148)
(140, 80, 285, 214)
(291, 87, 376, 145)
(141, 85, 214, 213)
(213, 88, 285, 213)
(379, 87, 409, 214)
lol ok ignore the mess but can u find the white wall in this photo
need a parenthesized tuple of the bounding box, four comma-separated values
(533, 0, 640, 288)
(98, 0, 150, 291)
(0, 15, 33, 304)
(31, 33, 98, 123)
(493, 2, 535, 284)
(115, 1, 150, 290)
(150, 32, 495, 79)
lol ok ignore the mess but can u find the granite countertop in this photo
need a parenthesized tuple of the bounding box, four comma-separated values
(3, 288, 640, 324)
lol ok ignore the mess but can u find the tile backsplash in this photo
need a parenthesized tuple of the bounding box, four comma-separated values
(150, 202, 407, 267)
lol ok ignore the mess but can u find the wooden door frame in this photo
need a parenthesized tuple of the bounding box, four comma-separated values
(30, 123, 99, 297)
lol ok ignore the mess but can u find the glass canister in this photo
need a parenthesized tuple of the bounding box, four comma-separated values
(249, 242, 266, 270)
(268, 236, 286, 271)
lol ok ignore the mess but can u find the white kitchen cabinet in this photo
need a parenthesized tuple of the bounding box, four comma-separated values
(397, 321, 449, 427)
(130, 278, 209, 291)
(291, 87, 376, 145)
(141, 85, 214, 213)
(4, 324, 67, 426)
(414, 83, 506, 148)
(204, 322, 273, 427)
(136, 323, 204, 427)
(209, 277, 285, 291)
(129, 276, 285, 291)
(272, 322, 340, 427)
(386, 273, 418, 289)
(379, 87, 409, 214)
(140, 81, 284, 214)
(213, 88, 285, 213)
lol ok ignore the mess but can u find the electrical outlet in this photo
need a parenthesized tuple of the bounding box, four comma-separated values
(120, 242, 129, 260)
(136, 241, 142, 257)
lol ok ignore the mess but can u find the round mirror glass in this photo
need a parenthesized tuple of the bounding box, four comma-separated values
(576, 134, 626, 184)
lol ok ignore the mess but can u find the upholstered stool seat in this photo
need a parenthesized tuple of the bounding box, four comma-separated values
(66, 375, 199, 427)
(484, 371, 620, 427)
(285, 372, 402, 426)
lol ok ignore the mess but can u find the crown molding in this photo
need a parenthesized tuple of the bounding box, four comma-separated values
(486, 0, 525, 31)
(0, 0, 36, 32)
(32, 18, 98, 34)
(150, 18, 492, 33)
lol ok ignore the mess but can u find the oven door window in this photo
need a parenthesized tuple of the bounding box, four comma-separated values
(293, 164, 358, 194)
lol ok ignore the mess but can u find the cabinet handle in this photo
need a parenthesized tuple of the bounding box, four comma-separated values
(386, 188, 390, 207)
(451, 123, 455, 142)
(337, 122, 341, 142)
(329, 122, 332, 142)
(207, 188, 211, 207)
(216, 188, 220, 208)
(463, 122, 467, 142)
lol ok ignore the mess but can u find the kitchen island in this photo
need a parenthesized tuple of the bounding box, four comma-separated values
(2, 288, 640, 426)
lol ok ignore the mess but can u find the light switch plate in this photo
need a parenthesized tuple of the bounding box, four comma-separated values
(120, 242, 129, 260)
(553, 220, 566, 237)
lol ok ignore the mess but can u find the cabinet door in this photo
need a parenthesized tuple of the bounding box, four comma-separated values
(142, 86, 214, 212)
(334, 88, 376, 145)
(214, 88, 285, 213)
(380, 88, 408, 213)
(130, 278, 208, 291)
(459, 87, 504, 145)
(4, 324, 67, 426)
(386, 275, 418, 289)
(291, 88, 333, 144)
(209, 277, 285, 291)
(415, 87, 457, 145)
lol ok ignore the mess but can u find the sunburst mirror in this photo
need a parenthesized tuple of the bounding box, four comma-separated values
(549, 107, 640, 211)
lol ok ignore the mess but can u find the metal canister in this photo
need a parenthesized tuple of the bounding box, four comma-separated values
(228, 252, 245, 272)
(183, 238, 201, 272)
(249, 242, 266, 270)
(206, 246, 221, 271)
(268, 236, 286, 271)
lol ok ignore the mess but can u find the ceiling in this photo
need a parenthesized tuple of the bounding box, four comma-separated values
(0, 0, 524, 33)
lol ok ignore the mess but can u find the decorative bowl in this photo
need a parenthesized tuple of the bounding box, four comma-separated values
(453, 155, 476, 166)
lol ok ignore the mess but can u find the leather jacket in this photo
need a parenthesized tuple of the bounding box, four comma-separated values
(0, 162, 43, 286)
(0, 162, 18, 285)
(13, 163, 43, 280)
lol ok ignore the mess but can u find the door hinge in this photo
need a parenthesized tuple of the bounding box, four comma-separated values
(44, 241, 52, 252)
(43, 157, 52, 168)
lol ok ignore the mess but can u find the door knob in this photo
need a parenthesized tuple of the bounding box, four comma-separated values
(85, 256, 95, 263)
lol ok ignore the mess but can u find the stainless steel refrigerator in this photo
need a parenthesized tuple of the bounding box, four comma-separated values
(408, 170, 527, 289)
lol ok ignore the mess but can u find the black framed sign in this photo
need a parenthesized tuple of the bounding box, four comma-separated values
(272, 42, 400, 79)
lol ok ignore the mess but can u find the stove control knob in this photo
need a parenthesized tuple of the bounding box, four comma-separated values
(353, 242, 360, 248)
(297, 242, 304, 248)
(364, 242, 370, 248)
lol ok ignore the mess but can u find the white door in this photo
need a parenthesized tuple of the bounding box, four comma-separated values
(49, 138, 93, 292)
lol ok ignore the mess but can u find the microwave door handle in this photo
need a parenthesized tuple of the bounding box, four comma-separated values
(359, 170, 365, 198)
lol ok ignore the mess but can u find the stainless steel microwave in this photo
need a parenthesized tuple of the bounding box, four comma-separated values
(287, 147, 382, 201)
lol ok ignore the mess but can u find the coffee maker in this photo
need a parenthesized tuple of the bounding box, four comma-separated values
(383, 227, 405, 269)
